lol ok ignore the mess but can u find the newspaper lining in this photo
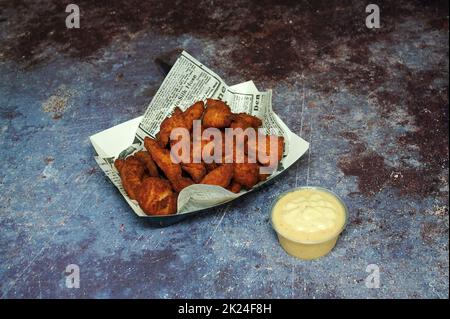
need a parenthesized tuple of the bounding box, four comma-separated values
(90, 51, 309, 216)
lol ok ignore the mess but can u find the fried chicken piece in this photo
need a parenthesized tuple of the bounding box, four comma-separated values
(227, 181, 242, 193)
(158, 107, 189, 147)
(204, 131, 240, 168)
(182, 163, 206, 183)
(233, 155, 260, 189)
(201, 137, 220, 168)
(190, 130, 221, 169)
(173, 107, 183, 116)
(144, 137, 194, 192)
(224, 128, 252, 164)
(170, 138, 207, 183)
(212, 142, 258, 189)
(198, 137, 214, 160)
(259, 171, 270, 182)
(202, 129, 239, 164)
(134, 151, 159, 177)
(203, 129, 225, 156)
(174, 177, 194, 192)
(158, 102, 204, 147)
(137, 177, 177, 216)
(204, 162, 219, 172)
(200, 164, 233, 188)
(239, 113, 263, 128)
(183, 101, 204, 131)
(202, 99, 233, 128)
(114, 158, 125, 173)
(230, 113, 262, 130)
(114, 156, 146, 200)
(246, 134, 285, 165)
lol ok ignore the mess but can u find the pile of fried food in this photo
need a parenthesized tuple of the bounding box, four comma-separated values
(114, 99, 284, 216)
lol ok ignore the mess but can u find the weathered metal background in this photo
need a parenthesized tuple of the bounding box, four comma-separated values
(0, 0, 448, 298)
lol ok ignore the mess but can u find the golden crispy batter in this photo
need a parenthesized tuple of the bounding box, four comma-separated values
(137, 177, 177, 215)
(183, 101, 204, 131)
(114, 158, 126, 173)
(203, 130, 233, 167)
(144, 137, 194, 192)
(173, 107, 183, 116)
(189, 130, 220, 169)
(224, 129, 251, 164)
(259, 171, 270, 182)
(158, 102, 204, 148)
(230, 113, 262, 130)
(246, 134, 284, 165)
(202, 99, 233, 128)
(182, 163, 206, 183)
(238, 113, 263, 128)
(204, 162, 219, 172)
(202, 129, 240, 165)
(204, 130, 225, 155)
(158, 107, 189, 147)
(198, 138, 214, 160)
(168, 135, 190, 162)
(170, 138, 207, 183)
(134, 150, 159, 177)
(200, 164, 233, 188)
(114, 156, 146, 200)
(233, 155, 260, 189)
(227, 181, 242, 193)
(202, 130, 245, 170)
(175, 178, 194, 192)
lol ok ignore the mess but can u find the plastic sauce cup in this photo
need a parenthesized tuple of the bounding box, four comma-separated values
(270, 186, 348, 260)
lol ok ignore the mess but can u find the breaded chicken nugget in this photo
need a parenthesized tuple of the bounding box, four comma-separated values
(202, 99, 233, 128)
(134, 150, 159, 177)
(200, 164, 233, 188)
(183, 101, 204, 131)
(158, 107, 189, 147)
(144, 137, 194, 192)
(203, 130, 225, 157)
(227, 181, 242, 193)
(246, 134, 285, 165)
(173, 107, 183, 116)
(182, 162, 206, 183)
(114, 156, 146, 200)
(137, 177, 177, 215)
(230, 113, 262, 130)
(170, 138, 207, 183)
(158, 102, 204, 148)
(114, 158, 126, 173)
(204, 162, 219, 172)
(233, 156, 260, 189)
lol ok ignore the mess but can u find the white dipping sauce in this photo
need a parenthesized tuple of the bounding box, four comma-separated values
(272, 188, 346, 243)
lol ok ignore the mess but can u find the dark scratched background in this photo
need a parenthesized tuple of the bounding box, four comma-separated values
(0, 0, 448, 298)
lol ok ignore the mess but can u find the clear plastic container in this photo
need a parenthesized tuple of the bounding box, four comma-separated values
(270, 186, 348, 260)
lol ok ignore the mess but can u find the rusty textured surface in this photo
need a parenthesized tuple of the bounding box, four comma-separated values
(0, 0, 448, 298)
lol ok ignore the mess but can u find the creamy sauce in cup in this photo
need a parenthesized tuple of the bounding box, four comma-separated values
(272, 188, 346, 243)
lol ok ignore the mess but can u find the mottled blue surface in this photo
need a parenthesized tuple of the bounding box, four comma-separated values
(0, 1, 448, 298)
